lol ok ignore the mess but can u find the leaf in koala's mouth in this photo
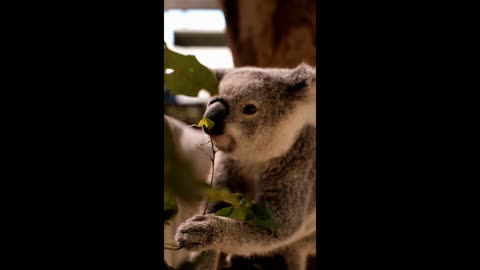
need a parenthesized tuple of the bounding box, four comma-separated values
(195, 117, 215, 133)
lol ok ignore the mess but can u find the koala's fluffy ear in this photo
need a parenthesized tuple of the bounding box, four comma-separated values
(286, 63, 316, 92)
(211, 68, 232, 82)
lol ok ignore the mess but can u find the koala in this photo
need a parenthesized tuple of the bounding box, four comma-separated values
(174, 63, 316, 270)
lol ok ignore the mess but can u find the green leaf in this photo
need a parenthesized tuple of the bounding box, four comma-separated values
(164, 260, 176, 270)
(201, 188, 244, 206)
(214, 207, 234, 217)
(215, 207, 252, 221)
(195, 117, 215, 132)
(239, 197, 254, 209)
(222, 193, 244, 206)
(214, 196, 280, 236)
(249, 202, 280, 236)
(252, 202, 275, 220)
(164, 43, 218, 96)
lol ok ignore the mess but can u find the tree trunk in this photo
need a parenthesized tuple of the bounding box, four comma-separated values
(219, 0, 316, 68)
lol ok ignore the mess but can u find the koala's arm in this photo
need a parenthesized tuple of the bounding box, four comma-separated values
(176, 152, 315, 254)
(218, 155, 315, 253)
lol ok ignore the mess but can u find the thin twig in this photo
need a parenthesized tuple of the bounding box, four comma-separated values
(195, 144, 214, 161)
(202, 136, 216, 215)
(199, 140, 212, 147)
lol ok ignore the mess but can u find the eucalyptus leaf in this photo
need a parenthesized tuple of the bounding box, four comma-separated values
(252, 202, 276, 220)
(214, 197, 280, 236)
(239, 197, 254, 209)
(215, 207, 251, 221)
(247, 218, 280, 236)
(195, 117, 215, 132)
(202, 187, 244, 206)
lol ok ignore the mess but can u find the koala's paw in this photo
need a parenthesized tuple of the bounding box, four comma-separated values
(175, 215, 223, 251)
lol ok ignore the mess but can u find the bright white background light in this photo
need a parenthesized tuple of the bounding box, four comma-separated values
(164, 9, 233, 68)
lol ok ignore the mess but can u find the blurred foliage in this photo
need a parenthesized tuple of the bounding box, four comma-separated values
(164, 43, 218, 96)
(214, 194, 279, 236)
(164, 117, 205, 206)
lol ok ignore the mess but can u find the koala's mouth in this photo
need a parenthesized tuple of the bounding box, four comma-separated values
(211, 134, 235, 152)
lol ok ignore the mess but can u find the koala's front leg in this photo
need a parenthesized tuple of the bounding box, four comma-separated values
(176, 162, 315, 255)
(175, 215, 223, 251)
(175, 207, 302, 254)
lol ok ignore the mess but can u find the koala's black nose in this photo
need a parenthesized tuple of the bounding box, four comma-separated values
(203, 100, 228, 135)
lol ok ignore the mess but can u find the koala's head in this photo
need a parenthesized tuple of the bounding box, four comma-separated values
(203, 63, 316, 163)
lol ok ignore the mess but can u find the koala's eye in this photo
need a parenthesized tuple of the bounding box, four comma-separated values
(242, 104, 257, 115)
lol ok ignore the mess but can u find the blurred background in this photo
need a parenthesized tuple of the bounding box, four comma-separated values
(164, 0, 315, 69)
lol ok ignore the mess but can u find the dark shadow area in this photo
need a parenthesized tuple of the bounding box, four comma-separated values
(220, 254, 316, 270)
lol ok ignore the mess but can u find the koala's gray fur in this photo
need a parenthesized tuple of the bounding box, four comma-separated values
(175, 63, 316, 270)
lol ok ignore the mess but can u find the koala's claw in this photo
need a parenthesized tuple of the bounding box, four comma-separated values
(175, 215, 220, 251)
